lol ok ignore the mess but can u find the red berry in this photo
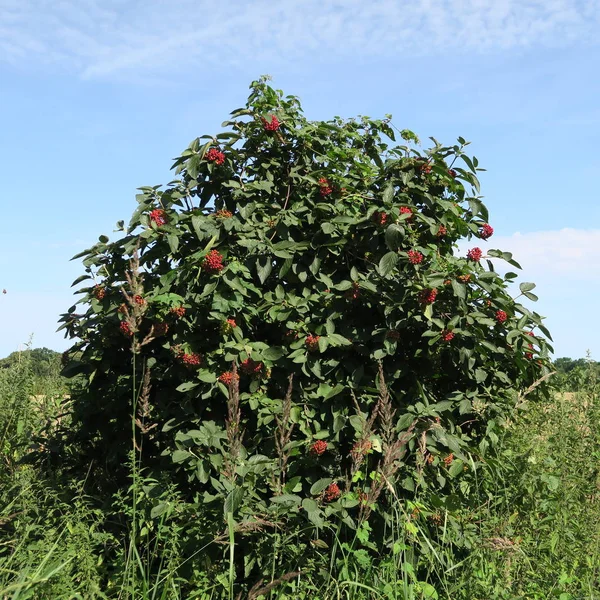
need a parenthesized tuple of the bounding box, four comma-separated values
(467, 247, 483, 262)
(93, 285, 106, 300)
(479, 224, 494, 240)
(418, 288, 437, 305)
(240, 358, 263, 376)
(120, 321, 133, 336)
(386, 329, 400, 341)
(441, 330, 455, 342)
(437, 225, 447, 237)
(202, 249, 224, 274)
(170, 306, 186, 318)
(407, 250, 424, 265)
(305, 334, 320, 352)
(153, 322, 169, 336)
(443, 453, 454, 467)
(215, 209, 233, 218)
(372, 211, 388, 227)
(133, 295, 145, 306)
(525, 352, 533, 360)
(345, 282, 360, 301)
(399, 206, 413, 220)
(218, 371, 240, 386)
(495, 310, 508, 323)
(206, 147, 225, 165)
(310, 440, 328, 456)
(323, 482, 341, 502)
(262, 115, 280, 131)
(448, 169, 457, 178)
(149, 209, 167, 226)
(417, 159, 432, 174)
(180, 352, 202, 367)
(221, 318, 237, 334)
(318, 178, 333, 196)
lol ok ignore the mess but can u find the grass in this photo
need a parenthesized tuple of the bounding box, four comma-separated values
(1, 349, 599, 599)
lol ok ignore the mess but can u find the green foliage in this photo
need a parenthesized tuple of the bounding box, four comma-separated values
(54, 78, 555, 592)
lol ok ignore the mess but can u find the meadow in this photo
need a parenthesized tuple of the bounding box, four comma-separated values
(0, 348, 598, 599)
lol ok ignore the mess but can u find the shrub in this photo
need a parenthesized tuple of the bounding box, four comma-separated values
(58, 77, 553, 589)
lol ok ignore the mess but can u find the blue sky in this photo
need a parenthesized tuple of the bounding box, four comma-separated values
(1, 0, 599, 359)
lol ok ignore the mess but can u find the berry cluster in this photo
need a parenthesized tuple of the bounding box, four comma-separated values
(323, 482, 341, 502)
(419, 288, 437, 305)
(479, 223, 494, 240)
(120, 321, 133, 337)
(443, 453, 454, 467)
(93, 285, 106, 300)
(221, 318, 237, 334)
(372, 211, 388, 227)
(218, 371, 240, 386)
(180, 352, 202, 367)
(495, 310, 508, 323)
(170, 306, 186, 318)
(149, 209, 167, 226)
(318, 177, 333, 196)
(215, 209, 233, 219)
(418, 159, 432, 174)
(240, 358, 263, 376)
(467, 247, 483, 262)
(305, 334, 320, 352)
(206, 148, 225, 165)
(441, 330, 455, 342)
(310, 440, 328, 456)
(437, 225, 447, 237)
(262, 115, 280, 131)
(202, 249, 224, 274)
(457, 274, 471, 283)
(407, 250, 423, 265)
(133, 295, 145, 306)
(345, 282, 360, 301)
(153, 322, 169, 336)
(399, 206, 413, 220)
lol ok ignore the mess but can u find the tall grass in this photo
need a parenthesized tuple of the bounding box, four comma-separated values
(1, 350, 599, 598)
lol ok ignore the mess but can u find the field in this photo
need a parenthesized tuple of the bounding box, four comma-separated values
(0, 349, 598, 599)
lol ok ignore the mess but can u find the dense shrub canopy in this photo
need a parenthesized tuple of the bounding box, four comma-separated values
(58, 78, 552, 575)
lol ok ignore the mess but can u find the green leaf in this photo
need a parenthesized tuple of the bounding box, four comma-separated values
(262, 346, 284, 361)
(256, 256, 272, 284)
(176, 382, 199, 392)
(301, 498, 319, 513)
(224, 487, 244, 516)
(167, 234, 179, 254)
(451, 280, 466, 299)
(310, 478, 333, 495)
(384, 224, 404, 250)
(172, 450, 191, 464)
(519, 282, 536, 293)
(150, 503, 168, 519)
(379, 251, 398, 276)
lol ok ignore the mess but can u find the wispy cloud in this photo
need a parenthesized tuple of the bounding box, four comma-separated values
(488, 228, 600, 281)
(1, 0, 598, 80)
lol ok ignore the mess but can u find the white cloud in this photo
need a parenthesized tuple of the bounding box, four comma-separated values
(487, 228, 600, 280)
(1, 0, 598, 80)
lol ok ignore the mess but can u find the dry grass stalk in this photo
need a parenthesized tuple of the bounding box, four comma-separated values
(223, 362, 243, 480)
(244, 570, 301, 600)
(134, 363, 156, 451)
(358, 366, 416, 522)
(274, 374, 295, 491)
